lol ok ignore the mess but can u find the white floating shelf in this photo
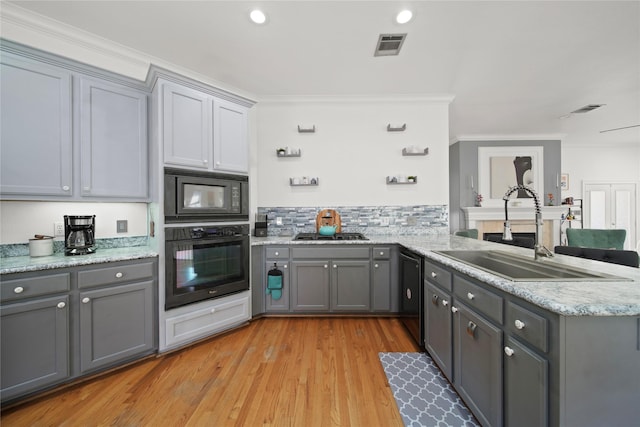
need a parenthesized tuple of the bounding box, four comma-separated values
(402, 147, 429, 156)
(387, 123, 407, 132)
(277, 148, 301, 157)
(386, 176, 418, 185)
(297, 125, 316, 133)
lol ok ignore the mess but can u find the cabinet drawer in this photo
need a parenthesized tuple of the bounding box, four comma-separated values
(78, 261, 154, 289)
(453, 275, 503, 324)
(506, 301, 548, 353)
(1, 273, 70, 302)
(373, 247, 391, 259)
(424, 260, 452, 292)
(164, 295, 249, 348)
(292, 247, 370, 259)
(266, 247, 289, 259)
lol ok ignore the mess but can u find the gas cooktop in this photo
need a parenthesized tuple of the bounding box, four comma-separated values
(294, 232, 368, 241)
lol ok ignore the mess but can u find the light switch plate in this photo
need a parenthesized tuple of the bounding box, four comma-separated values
(116, 220, 128, 233)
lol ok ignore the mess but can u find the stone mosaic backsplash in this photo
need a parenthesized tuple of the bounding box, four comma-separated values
(257, 205, 449, 236)
(0, 236, 149, 258)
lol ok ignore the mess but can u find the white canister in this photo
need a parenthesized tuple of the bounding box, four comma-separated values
(29, 237, 54, 257)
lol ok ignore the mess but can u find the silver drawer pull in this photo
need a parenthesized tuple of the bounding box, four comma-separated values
(82, 297, 91, 304)
(380, 251, 384, 256)
(442, 299, 449, 307)
(284, 264, 288, 269)
(13, 286, 24, 294)
(115, 272, 123, 279)
(514, 319, 526, 330)
(467, 292, 475, 300)
(210, 308, 216, 314)
(62, 185, 70, 191)
(57, 302, 66, 309)
(451, 306, 458, 313)
(333, 264, 337, 268)
(504, 346, 515, 357)
(431, 271, 437, 278)
(374, 263, 379, 268)
(324, 264, 328, 269)
(274, 251, 279, 256)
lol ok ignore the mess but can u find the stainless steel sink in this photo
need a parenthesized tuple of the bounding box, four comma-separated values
(435, 250, 628, 282)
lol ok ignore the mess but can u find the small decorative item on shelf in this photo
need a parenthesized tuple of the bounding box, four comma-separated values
(297, 125, 316, 133)
(474, 191, 483, 207)
(277, 148, 286, 156)
(547, 193, 554, 206)
(387, 123, 407, 132)
(407, 176, 417, 183)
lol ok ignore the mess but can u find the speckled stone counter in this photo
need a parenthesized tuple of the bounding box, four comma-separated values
(0, 246, 158, 274)
(251, 234, 640, 316)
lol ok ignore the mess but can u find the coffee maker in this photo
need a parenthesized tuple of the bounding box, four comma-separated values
(64, 215, 96, 256)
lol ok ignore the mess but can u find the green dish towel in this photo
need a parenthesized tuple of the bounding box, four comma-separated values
(266, 274, 283, 300)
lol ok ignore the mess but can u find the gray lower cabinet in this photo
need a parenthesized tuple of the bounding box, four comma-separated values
(0, 295, 70, 402)
(331, 260, 370, 311)
(0, 257, 157, 403)
(290, 260, 330, 311)
(371, 259, 391, 311)
(79, 281, 154, 373)
(453, 301, 503, 427)
(504, 336, 548, 427)
(424, 282, 453, 379)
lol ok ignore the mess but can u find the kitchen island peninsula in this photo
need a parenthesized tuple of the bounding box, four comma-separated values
(252, 234, 640, 427)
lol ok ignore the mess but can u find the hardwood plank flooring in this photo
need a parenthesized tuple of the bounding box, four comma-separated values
(1, 317, 419, 426)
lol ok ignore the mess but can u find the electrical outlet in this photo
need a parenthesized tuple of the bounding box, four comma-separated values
(380, 217, 390, 226)
(276, 217, 283, 226)
(117, 220, 128, 233)
(54, 222, 65, 237)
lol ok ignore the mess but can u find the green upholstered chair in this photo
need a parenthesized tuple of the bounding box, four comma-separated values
(565, 228, 626, 250)
(454, 229, 479, 239)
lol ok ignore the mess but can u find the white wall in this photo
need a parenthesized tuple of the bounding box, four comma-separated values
(255, 97, 451, 208)
(0, 201, 148, 244)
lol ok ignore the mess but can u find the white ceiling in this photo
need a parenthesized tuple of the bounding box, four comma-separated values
(5, 0, 640, 144)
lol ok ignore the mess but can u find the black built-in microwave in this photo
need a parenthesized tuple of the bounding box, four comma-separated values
(164, 168, 249, 223)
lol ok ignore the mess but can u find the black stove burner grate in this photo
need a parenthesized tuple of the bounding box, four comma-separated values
(294, 232, 368, 241)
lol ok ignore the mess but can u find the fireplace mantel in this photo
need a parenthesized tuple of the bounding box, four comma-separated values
(460, 206, 567, 247)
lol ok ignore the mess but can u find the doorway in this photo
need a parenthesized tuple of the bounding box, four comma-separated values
(583, 182, 638, 250)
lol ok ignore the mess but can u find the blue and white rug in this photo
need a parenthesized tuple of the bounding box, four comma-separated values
(379, 352, 479, 427)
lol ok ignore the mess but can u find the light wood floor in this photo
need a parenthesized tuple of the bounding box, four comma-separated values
(1, 317, 419, 426)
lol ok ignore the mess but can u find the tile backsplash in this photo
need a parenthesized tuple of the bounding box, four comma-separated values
(257, 205, 449, 236)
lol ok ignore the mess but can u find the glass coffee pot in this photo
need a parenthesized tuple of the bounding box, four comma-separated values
(64, 215, 96, 256)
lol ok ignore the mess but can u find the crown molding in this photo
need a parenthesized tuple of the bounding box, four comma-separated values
(257, 94, 455, 105)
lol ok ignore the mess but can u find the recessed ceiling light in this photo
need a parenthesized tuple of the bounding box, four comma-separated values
(250, 9, 267, 24)
(396, 10, 413, 24)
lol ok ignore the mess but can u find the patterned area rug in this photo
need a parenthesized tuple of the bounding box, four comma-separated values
(379, 352, 479, 427)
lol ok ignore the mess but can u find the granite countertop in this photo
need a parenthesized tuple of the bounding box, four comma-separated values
(251, 234, 640, 317)
(0, 246, 158, 274)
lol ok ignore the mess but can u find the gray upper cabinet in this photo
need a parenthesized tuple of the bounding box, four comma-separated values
(79, 77, 148, 199)
(162, 82, 210, 169)
(161, 80, 249, 174)
(0, 42, 150, 201)
(213, 98, 248, 173)
(0, 53, 73, 197)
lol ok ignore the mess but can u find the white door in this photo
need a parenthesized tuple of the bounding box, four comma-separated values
(583, 182, 637, 250)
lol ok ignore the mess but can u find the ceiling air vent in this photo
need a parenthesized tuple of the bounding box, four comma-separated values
(374, 33, 407, 57)
(570, 104, 605, 114)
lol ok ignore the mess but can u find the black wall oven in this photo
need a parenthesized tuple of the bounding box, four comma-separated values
(165, 224, 250, 310)
(164, 168, 249, 223)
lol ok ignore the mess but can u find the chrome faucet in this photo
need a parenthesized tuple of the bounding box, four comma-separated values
(502, 184, 554, 260)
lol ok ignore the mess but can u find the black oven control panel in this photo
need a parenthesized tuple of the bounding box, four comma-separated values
(165, 224, 250, 241)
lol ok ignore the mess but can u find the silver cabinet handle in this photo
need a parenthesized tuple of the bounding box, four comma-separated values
(379, 251, 384, 256)
(333, 264, 338, 268)
(467, 292, 475, 300)
(62, 185, 70, 191)
(216, 161, 221, 166)
(274, 251, 279, 256)
(203, 159, 208, 164)
(324, 264, 328, 269)
(431, 271, 437, 278)
(431, 294, 439, 306)
(514, 319, 525, 330)
(284, 264, 288, 269)
(451, 306, 458, 313)
(82, 297, 90, 304)
(57, 302, 66, 309)
(442, 299, 449, 307)
(115, 272, 123, 278)
(374, 263, 379, 268)
(13, 286, 24, 294)
(210, 308, 216, 313)
(504, 346, 515, 357)
(83, 186, 90, 191)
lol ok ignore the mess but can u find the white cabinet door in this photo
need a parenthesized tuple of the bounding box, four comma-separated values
(162, 82, 211, 169)
(213, 98, 248, 173)
(79, 77, 148, 199)
(0, 54, 73, 197)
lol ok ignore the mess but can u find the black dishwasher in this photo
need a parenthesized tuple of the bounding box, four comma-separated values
(399, 249, 423, 347)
